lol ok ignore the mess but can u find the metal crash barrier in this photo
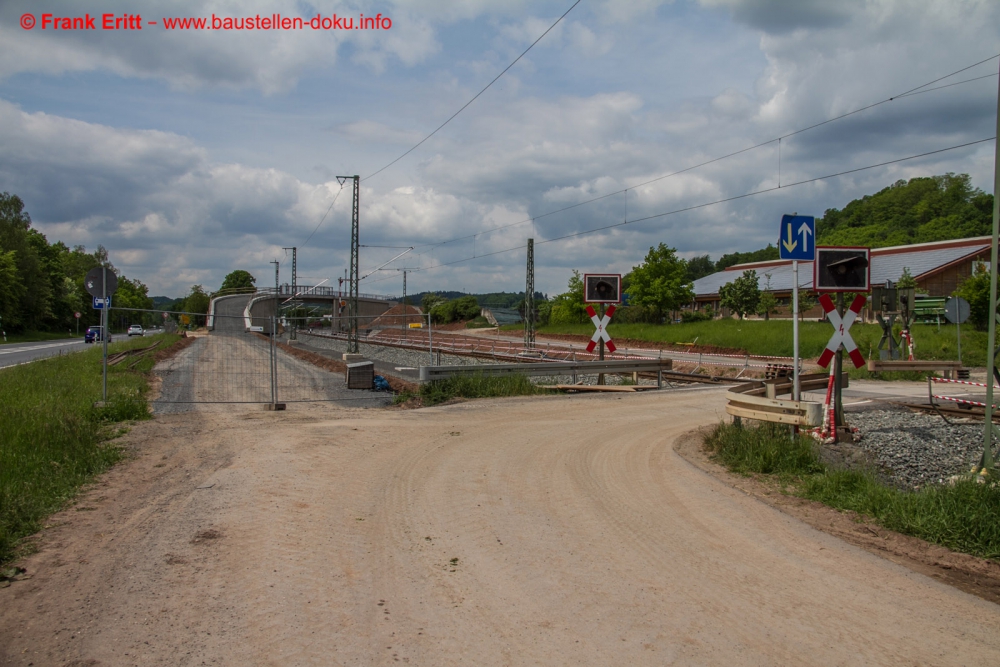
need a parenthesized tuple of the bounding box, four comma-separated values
(725, 372, 847, 427)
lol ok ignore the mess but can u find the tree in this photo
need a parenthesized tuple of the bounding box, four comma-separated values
(220, 270, 256, 292)
(755, 272, 779, 321)
(715, 245, 780, 271)
(686, 255, 715, 282)
(627, 244, 694, 322)
(719, 270, 760, 319)
(797, 290, 817, 321)
(549, 271, 588, 325)
(955, 265, 992, 330)
(757, 292, 779, 320)
(421, 293, 445, 313)
(183, 285, 210, 325)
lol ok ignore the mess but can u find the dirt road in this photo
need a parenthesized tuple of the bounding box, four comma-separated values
(3, 389, 1000, 666)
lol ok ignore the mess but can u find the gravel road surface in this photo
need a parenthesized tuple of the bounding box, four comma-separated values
(2, 389, 999, 666)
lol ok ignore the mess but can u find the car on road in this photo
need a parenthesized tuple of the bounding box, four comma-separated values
(84, 326, 110, 343)
(127, 324, 144, 337)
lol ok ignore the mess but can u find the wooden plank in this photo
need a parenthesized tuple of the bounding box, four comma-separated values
(867, 360, 961, 372)
(552, 385, 637, 392)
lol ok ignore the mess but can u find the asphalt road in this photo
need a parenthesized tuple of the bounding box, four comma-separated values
(0, 338, 88, 369)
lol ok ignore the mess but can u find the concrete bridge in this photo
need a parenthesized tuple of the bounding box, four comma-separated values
(208, 287, 398, 334)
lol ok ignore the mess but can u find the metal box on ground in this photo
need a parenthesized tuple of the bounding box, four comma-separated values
(346, 361, 375, 390)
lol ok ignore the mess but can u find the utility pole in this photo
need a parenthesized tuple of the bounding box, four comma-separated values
(338, 176, 360, 353)
(524, 238, 535, 350)
(402, 270, 407, 333)
(979, 59, 1000, 474)
(282, 247, 297, 340)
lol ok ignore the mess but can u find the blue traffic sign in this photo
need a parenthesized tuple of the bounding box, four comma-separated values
(779, 214, 815, 261)
(93, 296, 112, 309)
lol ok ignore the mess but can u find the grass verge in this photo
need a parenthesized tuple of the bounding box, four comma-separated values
(0, 333, 180, 564)
(704, 421, 1000, 561)
(412, 372, 550, 407)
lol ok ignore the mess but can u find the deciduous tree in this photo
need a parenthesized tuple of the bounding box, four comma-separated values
(719, 270, 760, 320)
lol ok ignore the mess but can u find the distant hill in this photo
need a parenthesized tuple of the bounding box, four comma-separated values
(151, 296, 180, 307)
(407, 291, 547, 308)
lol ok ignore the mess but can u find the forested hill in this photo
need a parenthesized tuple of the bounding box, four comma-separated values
(685, 173, 994, 281)
(816, 173, 993, 248)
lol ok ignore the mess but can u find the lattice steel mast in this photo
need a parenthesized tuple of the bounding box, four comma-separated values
(282, 247, 297, 339)
(338, 175, 360, 353)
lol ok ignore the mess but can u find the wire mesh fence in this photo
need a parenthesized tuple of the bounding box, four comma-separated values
(109, 307, 392, 406)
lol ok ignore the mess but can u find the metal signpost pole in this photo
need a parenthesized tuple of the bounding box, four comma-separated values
(102, 265, 108, 402)
(793, 260, 800, 401)
(779, 214, 814, 405)
(598, 303, 605, 385)
(979, 63, 1000, 474)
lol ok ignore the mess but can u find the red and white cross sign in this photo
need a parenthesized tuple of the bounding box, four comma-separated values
(585, 304, 616, 354)
(817, 293, 867, 369)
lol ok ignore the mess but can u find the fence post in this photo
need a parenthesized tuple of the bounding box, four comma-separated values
(270, 316, 277, 405)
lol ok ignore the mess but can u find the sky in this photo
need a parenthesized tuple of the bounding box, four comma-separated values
(0, 0, 997, 299)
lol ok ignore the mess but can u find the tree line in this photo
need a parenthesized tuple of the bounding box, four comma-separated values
(0, 193, 155, 334)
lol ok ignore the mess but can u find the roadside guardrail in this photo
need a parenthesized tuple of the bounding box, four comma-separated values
(724, 372, 847, 427)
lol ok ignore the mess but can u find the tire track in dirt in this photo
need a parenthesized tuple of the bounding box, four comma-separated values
(4, 390, 1000, 665)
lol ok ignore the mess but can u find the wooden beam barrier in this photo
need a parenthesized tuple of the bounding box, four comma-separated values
(866, 360, 962, 379)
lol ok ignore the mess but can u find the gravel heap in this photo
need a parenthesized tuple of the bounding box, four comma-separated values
(848, 407, 988, 489)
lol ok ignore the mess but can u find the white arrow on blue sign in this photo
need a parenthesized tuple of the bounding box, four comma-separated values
(778, 214, 815, 261)
(93, 296, 112, 309)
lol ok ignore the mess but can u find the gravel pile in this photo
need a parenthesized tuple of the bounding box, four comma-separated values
(848, 407, 988, 489)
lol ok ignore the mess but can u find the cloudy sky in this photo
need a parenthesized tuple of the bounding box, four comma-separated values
(0, 0, 997, 298)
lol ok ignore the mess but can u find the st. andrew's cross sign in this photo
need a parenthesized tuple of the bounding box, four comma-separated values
(585, 304, 616, 354)
(817, 293, 867, 369)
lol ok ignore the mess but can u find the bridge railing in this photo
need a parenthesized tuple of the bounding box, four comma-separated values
(256, 285, 397, 301)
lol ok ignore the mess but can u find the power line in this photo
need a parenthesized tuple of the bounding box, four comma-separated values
(302, 182, 345, 247)
(402, 53, 1000, 254)
(396, 136, 995, 273)
(362, 0, 582, 183)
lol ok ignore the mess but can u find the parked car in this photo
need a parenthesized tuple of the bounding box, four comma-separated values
(84, 326, 110, 343)
(127, 324, 144, 337)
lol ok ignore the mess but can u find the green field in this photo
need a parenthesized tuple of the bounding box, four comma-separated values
(529, 320, 982, 365)
(0, 333, 179, 563)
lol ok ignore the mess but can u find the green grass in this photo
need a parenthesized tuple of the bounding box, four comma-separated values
(0, 333, 179, 563)
(533, 320, 983, 364)
(705, 421, 1000, 560)
(704, 421, 824, 476)
(0, 331, 83, 345)
(419, 372, 551, 406)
